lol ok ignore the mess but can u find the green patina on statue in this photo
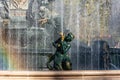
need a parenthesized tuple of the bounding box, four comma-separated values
(47, 32, 74, 70)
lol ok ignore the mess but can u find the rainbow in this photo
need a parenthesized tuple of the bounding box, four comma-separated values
(0, 28, 27, 70)
(0, 45, 8, 70)
(0, 43, 26, 70)
(0, 44, 17, 70)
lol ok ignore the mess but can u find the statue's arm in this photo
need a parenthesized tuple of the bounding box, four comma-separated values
(63, 44, 71, 54)
(52, 38, 61, 48)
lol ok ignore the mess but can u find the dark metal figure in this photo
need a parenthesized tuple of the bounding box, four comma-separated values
(47, 32, 74, 70)
(100, 42, 111, 70)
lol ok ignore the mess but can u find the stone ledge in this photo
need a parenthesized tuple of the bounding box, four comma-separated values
(0, 71, 120, 80)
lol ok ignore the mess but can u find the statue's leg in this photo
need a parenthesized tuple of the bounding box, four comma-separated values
(47, 55, 55, 70)
(54, 63, 63, 70)
(62, 54, 72, 70)
(53, 53, 63, 70)
(62, 61, 72, 70)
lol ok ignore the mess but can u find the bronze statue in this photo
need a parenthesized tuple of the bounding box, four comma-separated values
(47, 32, 74, 70)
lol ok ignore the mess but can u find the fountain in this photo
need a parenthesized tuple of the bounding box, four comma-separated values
(0, 0, 120, 71)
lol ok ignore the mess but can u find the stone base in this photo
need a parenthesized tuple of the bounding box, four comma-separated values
(0, 71, 120, 80)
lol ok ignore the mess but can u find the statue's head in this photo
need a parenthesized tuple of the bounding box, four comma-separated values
(65, 33, 74, 42)
(45, 0, 55, 11)
(40, 6, 46, 11)
(103, 42, 109, 50)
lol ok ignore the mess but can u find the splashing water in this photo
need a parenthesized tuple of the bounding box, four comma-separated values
(0, 0, 120, 71)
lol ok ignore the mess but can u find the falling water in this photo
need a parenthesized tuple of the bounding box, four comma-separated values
(0, 0, 120, 71)
(35, 0, 38, 71)
(68, 0, 73, 66)
(17, 23, 20, 70)
(96, 0, 100, 70)
(83, 1, 88, 69)
(8, 0, 11, 70)
(60, 0, 64, 33)
(109, 0, 120, 69)
(76, 1, 80, 70)
(90, 21, 93, 70)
